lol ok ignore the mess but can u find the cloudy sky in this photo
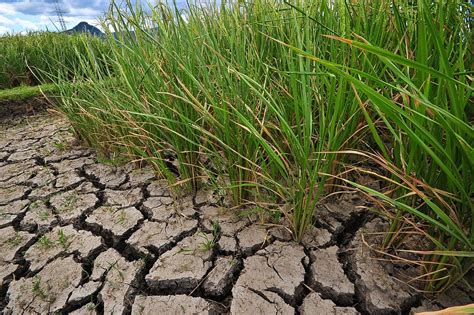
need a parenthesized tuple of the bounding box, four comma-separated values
(0, 0, 191, 34)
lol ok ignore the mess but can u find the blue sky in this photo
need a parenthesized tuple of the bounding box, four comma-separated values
(0, 0, 192, 34)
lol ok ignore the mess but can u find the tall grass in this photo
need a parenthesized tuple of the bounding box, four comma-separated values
(0, 31, 109, 89)
(52, 0, 472, 293)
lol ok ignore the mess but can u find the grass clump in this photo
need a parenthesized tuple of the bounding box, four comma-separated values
(59, 192, 79, 213)
(57, 229, 70, 250)
(32, 276, 48, 301)
(37, 235, 54, 250)
(199, 220, 220, 251)
(51, 0, 472, 293)
(38, 209, 51, 221)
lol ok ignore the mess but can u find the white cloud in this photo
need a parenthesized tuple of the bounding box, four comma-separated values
(0, 3, 17, 15)
(0, 16, 14, 26)
(0, 15, 39, 34)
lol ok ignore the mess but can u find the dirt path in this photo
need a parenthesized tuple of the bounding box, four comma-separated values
(0, 111, 472, 314)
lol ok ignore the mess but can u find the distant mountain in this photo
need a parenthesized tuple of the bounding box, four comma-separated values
(66, 22, 104, 37)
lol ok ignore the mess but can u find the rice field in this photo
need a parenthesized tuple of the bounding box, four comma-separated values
(2, 0, 473, 296)
(0, 31, 109, 89)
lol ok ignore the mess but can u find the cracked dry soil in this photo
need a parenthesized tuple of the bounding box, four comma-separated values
(1, 108, 472, 315)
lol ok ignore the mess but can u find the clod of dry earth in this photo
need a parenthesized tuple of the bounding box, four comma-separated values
(308, 246, 354, 305)
(348, 219, 419, 314)
(132, 295, 221, 314)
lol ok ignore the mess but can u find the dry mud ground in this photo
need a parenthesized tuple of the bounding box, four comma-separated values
(0, 106, 472, 314)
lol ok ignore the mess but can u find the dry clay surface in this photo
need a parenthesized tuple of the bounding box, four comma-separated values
(1, 111, 472, 314)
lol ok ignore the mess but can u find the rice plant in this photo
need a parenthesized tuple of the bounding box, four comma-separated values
(50, 0, 473, 293)
(278, 0, 473, 292)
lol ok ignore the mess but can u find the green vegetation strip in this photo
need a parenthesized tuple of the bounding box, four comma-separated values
(0, 84, 56, 101)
